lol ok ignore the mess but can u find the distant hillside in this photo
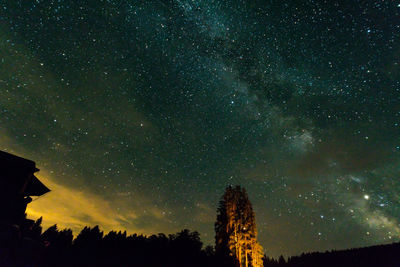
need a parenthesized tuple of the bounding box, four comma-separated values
(264, 242, 400, 267)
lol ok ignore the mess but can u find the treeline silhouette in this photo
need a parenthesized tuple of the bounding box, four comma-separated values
(5, 216, 400, 267)
(3, 152, 399, 266)
(6, 217, 235, 267)
(263, 243, 400, 267)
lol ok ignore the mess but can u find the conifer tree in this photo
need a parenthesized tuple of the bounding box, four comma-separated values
(215, 185, 264, 267)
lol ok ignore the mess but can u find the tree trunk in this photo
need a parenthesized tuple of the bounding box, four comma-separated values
(245, 248, 248, 267)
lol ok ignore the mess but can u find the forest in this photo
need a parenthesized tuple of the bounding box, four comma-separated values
(3, 217, 400, 267)
(1, 152, 399, 267)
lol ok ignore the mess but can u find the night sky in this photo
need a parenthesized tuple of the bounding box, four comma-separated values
(1, 0, 400, 257)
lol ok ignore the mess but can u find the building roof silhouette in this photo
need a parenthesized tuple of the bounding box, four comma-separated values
(0, 150, 50, 196)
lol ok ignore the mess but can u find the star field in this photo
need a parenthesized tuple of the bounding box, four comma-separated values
(1, 0, 400, 257)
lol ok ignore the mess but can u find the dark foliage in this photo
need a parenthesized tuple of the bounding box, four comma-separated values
(263, 243, 400, 267)
(3, 218, 400, 266)
(33, 224, 228, 267)
(285, 243, 400, 267)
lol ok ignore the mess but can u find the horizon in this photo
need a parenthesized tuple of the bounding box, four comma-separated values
(1, 0, 399, 259)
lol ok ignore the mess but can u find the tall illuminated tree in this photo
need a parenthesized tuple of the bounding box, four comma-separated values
(215, 185, 264, 267)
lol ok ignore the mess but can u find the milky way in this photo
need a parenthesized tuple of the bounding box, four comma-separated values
(1, 0, 399, 257)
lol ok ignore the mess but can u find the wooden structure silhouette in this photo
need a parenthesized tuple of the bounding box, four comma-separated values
(0, 151, 50, 265)
(0, 151, 49, 225)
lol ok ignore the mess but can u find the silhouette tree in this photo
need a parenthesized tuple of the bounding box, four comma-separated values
(263, 255, 280, 267)
(215, 185, 264, 267)
(31, 216, 43, 239)
(41, 224, 73, 266)
(4, 216, 400, 266)
(73, 225, 103, 266)
(278, 255, 286, 265)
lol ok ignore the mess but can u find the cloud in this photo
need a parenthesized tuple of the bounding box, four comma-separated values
(347, 195, 400, 240)
(366, 213, 400, 238)
(26, 172, 139, 235)
(24, 172, 183, 238)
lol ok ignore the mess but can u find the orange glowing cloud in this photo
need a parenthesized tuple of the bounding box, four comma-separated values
(26, 172, 139, 235)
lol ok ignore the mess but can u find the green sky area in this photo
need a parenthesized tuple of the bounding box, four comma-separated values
(1, 0, 400, 257)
